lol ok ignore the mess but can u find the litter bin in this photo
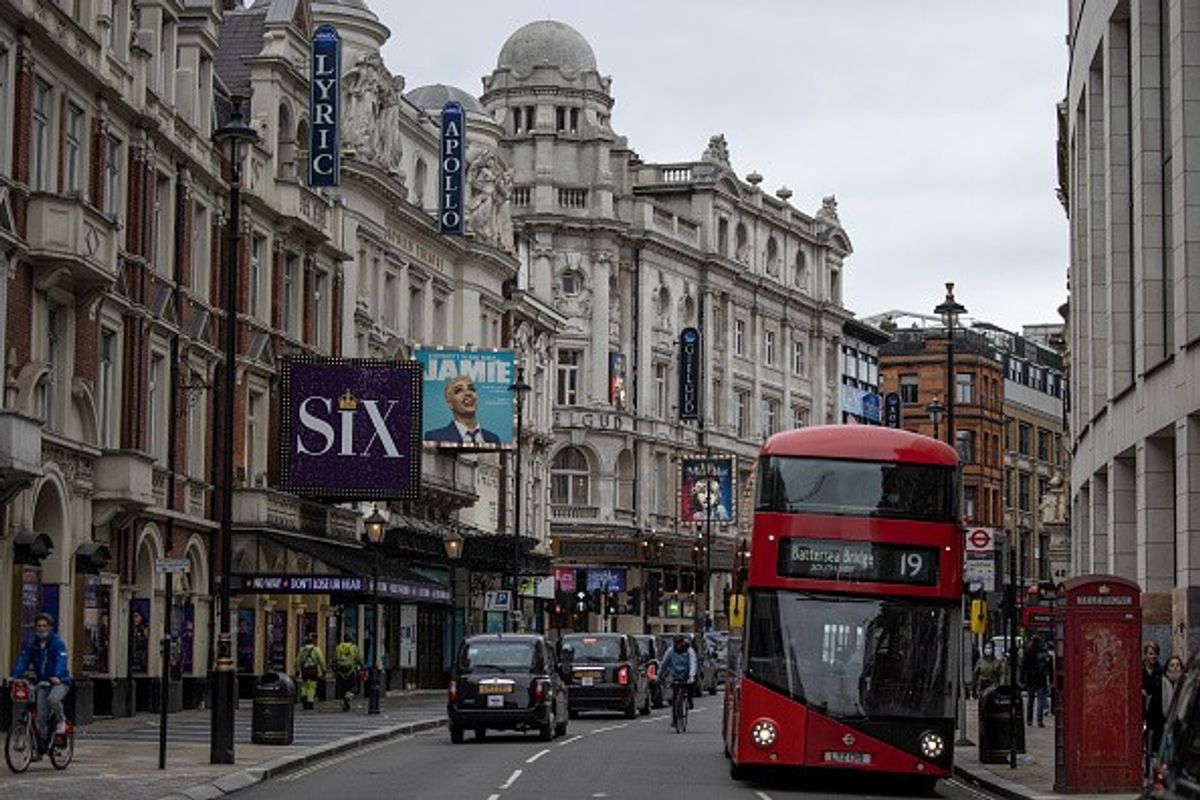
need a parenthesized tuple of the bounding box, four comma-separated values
(251, 672, 295, 745)
(978, 685, 1025, 763)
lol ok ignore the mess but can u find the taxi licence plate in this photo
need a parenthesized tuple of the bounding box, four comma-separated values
(487, 694, 505, 708)
(581, 677, 594, 687)
(478, 684, 513, 694)
(823, 751, 871, 765)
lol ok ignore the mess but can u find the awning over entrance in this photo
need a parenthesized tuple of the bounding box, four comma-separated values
(232, 532, 451, 604)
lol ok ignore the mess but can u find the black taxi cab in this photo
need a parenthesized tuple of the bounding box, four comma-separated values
(447, 634, 569, 743)
(559, 633, 650, 719)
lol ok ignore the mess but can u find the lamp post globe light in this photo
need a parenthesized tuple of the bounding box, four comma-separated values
(926, 397, 946, 441)
(209, 96, 258, 766)
(444, 527, 464, 640)
(508, 366, 531, 632)
(362, 507, 387, 715)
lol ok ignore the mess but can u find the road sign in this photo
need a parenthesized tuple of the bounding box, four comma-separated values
(155, 558, 190, 574)
(485, 590, 512, 612)
(966, 528, 994, 552)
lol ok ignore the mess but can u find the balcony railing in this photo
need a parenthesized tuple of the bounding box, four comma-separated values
(551, 504, 599, 520)
(25, 193, 119, 293)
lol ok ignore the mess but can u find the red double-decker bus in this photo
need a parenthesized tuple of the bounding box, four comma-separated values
(723, 425, 962, 790)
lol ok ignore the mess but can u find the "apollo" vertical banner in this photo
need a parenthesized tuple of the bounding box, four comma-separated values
(309, 25, 341, 187)
(439, 101, 465, 235)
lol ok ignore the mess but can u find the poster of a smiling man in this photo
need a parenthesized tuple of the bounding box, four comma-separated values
(417, 349, 515, 449)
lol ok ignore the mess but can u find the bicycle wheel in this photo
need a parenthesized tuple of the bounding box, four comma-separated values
(5, 720, 33, 774)
(49, 732, 73, 770)
(678, 700, 688, 733)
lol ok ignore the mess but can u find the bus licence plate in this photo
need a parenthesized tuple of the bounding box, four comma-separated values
(824, 751, 871, 765)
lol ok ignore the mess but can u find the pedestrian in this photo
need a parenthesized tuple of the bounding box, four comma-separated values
(1162, 655, 1185, 719)
(973, 641, 1003, 698)
(1022, 634, 1051, 727)
(334, 633, 363, 712)
(296, 631, 325, 711)
(1144, 641, 1165, 775)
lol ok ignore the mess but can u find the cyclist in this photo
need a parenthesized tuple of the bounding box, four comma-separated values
(8, 612, 71, 758)
(658, 635, 697, 729)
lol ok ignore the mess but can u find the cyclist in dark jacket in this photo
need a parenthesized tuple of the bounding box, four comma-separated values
(9, 612, 72, 749)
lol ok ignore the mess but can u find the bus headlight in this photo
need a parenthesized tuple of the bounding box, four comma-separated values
(750, 719, 778, 748)
(919, 731, 945, 759)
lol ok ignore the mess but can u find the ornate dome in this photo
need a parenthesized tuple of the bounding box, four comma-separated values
(405, 84, 485, 115)
(497, 20, 597, 73)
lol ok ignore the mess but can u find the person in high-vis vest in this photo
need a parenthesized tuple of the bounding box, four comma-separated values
(296, 632, 325, 710)
(334, 633, 363, 711)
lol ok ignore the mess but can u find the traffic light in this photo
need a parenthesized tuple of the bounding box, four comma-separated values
(575, 589, 589, 613)
(628, 587, 641, 615)
(605, 593, 619, 616)
(647, 574, 661, 617)
(591, 589, 603, 613)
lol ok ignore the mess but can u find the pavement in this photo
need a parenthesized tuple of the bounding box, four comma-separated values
(2, 689, 446, 800)
(953, 696, 1140, 800)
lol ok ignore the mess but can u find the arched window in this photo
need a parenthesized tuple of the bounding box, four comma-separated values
(296, 119, 309, 176)
(735, 223, 749, 264)
(414, 157, 428, 205)
(551, 447, 590, 505)
(717, 217, 729, 257)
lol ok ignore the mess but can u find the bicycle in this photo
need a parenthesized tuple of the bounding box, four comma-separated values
(670, 679, 691, 733)
(5, 679, 74, 773)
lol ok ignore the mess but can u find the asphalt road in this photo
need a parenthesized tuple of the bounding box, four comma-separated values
(235, 696, 1000, 800)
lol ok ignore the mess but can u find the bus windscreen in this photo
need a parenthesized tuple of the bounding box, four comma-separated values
(745, 589, 954, 720)
(756, 456, 956, 522)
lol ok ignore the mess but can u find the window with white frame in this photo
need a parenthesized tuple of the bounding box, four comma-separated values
(148, 352, 166, 463)
(556, 349, 581, 405)
(32, 80, 51, 191)
(792, 339, 806, 374)
(734, 318, 745, 356)
(246, 388, 265, 483)
(105, 135, 122, 217)
(282, 253, 297, 336)
(191, 203, 209, 299)
(98, 328, 118, 448)
(899, 373, 919, 404)
(735, 391, 749, 438)
(762, 398, 778, 438)
(654, 363, 668, 418)
(550, 446, 590, 505)
(956, 372, 974, 405)
(764, 329, 776, 366)
(186, 368, 205, 478)
(792, 405, 809, 430)
(65, 103, 84, 195)
(249, 235, 265, 320)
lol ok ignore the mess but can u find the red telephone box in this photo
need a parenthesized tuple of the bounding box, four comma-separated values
(1054, 575, 1142, 794)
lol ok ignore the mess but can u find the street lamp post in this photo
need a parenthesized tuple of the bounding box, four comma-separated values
(935, 283, 972, 750)
(363, 508, 387, 715)
(508, 366, 531, 633)
(210, 96, 258, 766)
(444, 526, 464, 656)
(927, 397, 946, 442)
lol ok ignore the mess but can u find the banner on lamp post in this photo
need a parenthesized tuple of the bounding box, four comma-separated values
(438, 101, 465, 235)
(679, 327, 700, 422)
(308, 25, 341, 187)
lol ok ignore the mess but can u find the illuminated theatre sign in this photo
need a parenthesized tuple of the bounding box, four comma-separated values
(280, 358, 422, 500)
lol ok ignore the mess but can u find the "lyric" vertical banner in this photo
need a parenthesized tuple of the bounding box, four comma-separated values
(308, 24, 341, 187)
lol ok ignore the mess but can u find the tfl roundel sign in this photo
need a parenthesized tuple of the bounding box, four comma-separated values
(966, 528, 994, 552)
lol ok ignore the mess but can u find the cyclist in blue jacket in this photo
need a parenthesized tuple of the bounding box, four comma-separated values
(10, 612, 72, 750)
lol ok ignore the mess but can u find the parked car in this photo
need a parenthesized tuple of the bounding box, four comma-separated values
(632, 634, 664, 708)
(447, 633, 569, 743)
(559, 633, 650, 718)
(654, 633, 719, 696)
(1147, 655, 1200, 799)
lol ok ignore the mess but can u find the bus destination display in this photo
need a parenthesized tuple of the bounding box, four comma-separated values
(777, 538, 938, 585)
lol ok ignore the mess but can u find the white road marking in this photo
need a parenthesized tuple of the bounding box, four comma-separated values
(590, 723, 629, 734)
(557, 734, 583, 747)
(755, 792, 774, 800)
(526, 748, 551, 763)
(487, 794, 500, 800)
(499, 769, 522, 789)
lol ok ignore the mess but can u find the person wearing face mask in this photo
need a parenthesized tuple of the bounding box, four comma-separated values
(1162, 656, 1185, 719)
(973, 642, 1002, 698)
(7, 612, 72, 758)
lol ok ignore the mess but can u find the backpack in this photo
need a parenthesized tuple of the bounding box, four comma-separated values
(335, 642, 358, 675)
(300, 645, 321, 681)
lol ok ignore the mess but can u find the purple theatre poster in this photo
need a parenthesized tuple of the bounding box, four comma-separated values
(280, 358, 422, 500)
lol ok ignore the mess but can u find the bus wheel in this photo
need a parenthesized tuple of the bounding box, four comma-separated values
(906, 776, 937, 795)
(730, 761, 748, 781)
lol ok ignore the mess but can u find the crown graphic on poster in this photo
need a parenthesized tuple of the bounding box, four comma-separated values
(338, 389, 358, 410)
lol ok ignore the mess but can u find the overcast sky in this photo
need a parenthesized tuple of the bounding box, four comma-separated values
(374, 2, 1069, 333)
